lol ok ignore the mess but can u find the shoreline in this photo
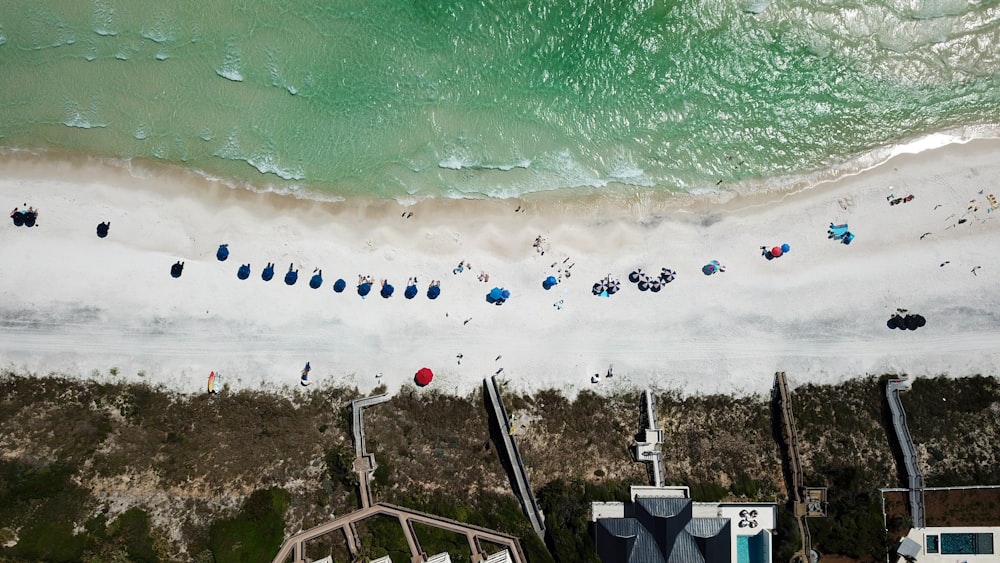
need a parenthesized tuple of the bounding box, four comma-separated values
(2, 137, 1000, 398)
(3, 121, 1000, 212)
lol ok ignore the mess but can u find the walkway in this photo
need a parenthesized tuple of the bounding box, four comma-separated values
(633, 389, 665, 487)
(886, 378, 925, 528)
(774, 372, 812, 563)
(350, 393, 391, 508)
(270, 502, 526, 563)
(483, 376, 546, 539)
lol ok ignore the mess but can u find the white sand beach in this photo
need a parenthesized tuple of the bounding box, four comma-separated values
(1, 140, 999, 398)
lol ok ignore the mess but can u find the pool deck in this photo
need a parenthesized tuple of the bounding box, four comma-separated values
(902, 526, 998, 561)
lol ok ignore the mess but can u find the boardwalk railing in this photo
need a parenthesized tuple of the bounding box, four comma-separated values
(774, 372, 812, 562)
(484, 376, 546, 539)
(885, 379, 925, 528)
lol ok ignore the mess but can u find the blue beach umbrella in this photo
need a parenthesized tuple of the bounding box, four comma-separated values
(358, 282, 372, 297)
(781, 243, 791, 253)
(489, 287, 503, 302)
(427, 285, 441, 299)
(333, 279, 346, 293)
(262, 263, 275, 281)
(237, 264, 250, 280)
(405, 284, 418, 299)
(702, 263, 717, 276)
(216, 244, 229, 261)
(381, 283, 394, 298)
(501, 289, 510, 300)
(285, 263, 298, 285)
(543, 276, 558, 290)
(310, 272, 323, 289)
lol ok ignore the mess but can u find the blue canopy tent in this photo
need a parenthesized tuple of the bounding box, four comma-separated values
(310, 271, 323, 289)
(216, 244, 229, 261)
(262, 263, 275, 281)
(333, 278, 346, 293)
(237, 264, 251, 280)
(358, 282, 372, 297)
(427, 284, 441, 299)
(487, 287, 503, 303)
(543, 275, 558, 290)
(380, 283, 394, 298)
(828, 223, 849, 240)
(404, 284, 418, 299)
(284, 263, 298, 285)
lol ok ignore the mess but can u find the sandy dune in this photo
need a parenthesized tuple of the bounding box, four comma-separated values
(1, 139, 999, 397)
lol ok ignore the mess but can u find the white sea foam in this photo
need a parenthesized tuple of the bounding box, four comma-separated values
(140, 14, 176, 44)
(437, 155, 467, 170)
(216, 39, 244, 82)
(91, 0, 118, 37)
(437, 154, 531, 171)
(213, 129, 241, 160)
(63, 114, 107, 129)
(133, 124, 150, 140)
(62, 99, 107, 130)
(246, 154, 305, 181)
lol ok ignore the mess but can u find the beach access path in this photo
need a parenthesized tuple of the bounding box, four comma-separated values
(1, 139, 999, 398)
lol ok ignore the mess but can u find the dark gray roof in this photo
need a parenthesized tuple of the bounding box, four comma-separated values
(596, 498, 731, 563)
(636, 497, 689, 519)
(599, 518, 667, 563)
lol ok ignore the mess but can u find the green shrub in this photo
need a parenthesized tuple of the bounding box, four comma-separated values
(208, 488, 290, 563)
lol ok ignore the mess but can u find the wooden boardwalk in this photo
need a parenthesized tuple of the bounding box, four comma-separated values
(774, 372, 812, 563)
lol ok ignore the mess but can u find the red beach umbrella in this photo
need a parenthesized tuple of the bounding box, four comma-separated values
(770, 246, 783, 257)
(415, 367, 434, 386)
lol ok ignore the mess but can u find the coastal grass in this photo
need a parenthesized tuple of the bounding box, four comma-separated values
(207, 488, 290, 563)
(411, 522, 472, 562)
(1, 370, 998, 562)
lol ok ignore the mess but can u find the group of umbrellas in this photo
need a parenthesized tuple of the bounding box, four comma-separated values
(9, 206, 38, 228)
(629, 267, 676, 292)
(486, 287, 511, 305)
(592, 276, 622, 296)
(763, 243, 791, 260)
(887, 311, 927, 330)
(206, 244, 442, 299)
(702, 260, 726, 276)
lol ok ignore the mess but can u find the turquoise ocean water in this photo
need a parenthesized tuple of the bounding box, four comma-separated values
(0, 0, 998, 201)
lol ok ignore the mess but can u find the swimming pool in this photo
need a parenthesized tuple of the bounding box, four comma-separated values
(736, 534, 769, 563)
(937, 532, 994, 555)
